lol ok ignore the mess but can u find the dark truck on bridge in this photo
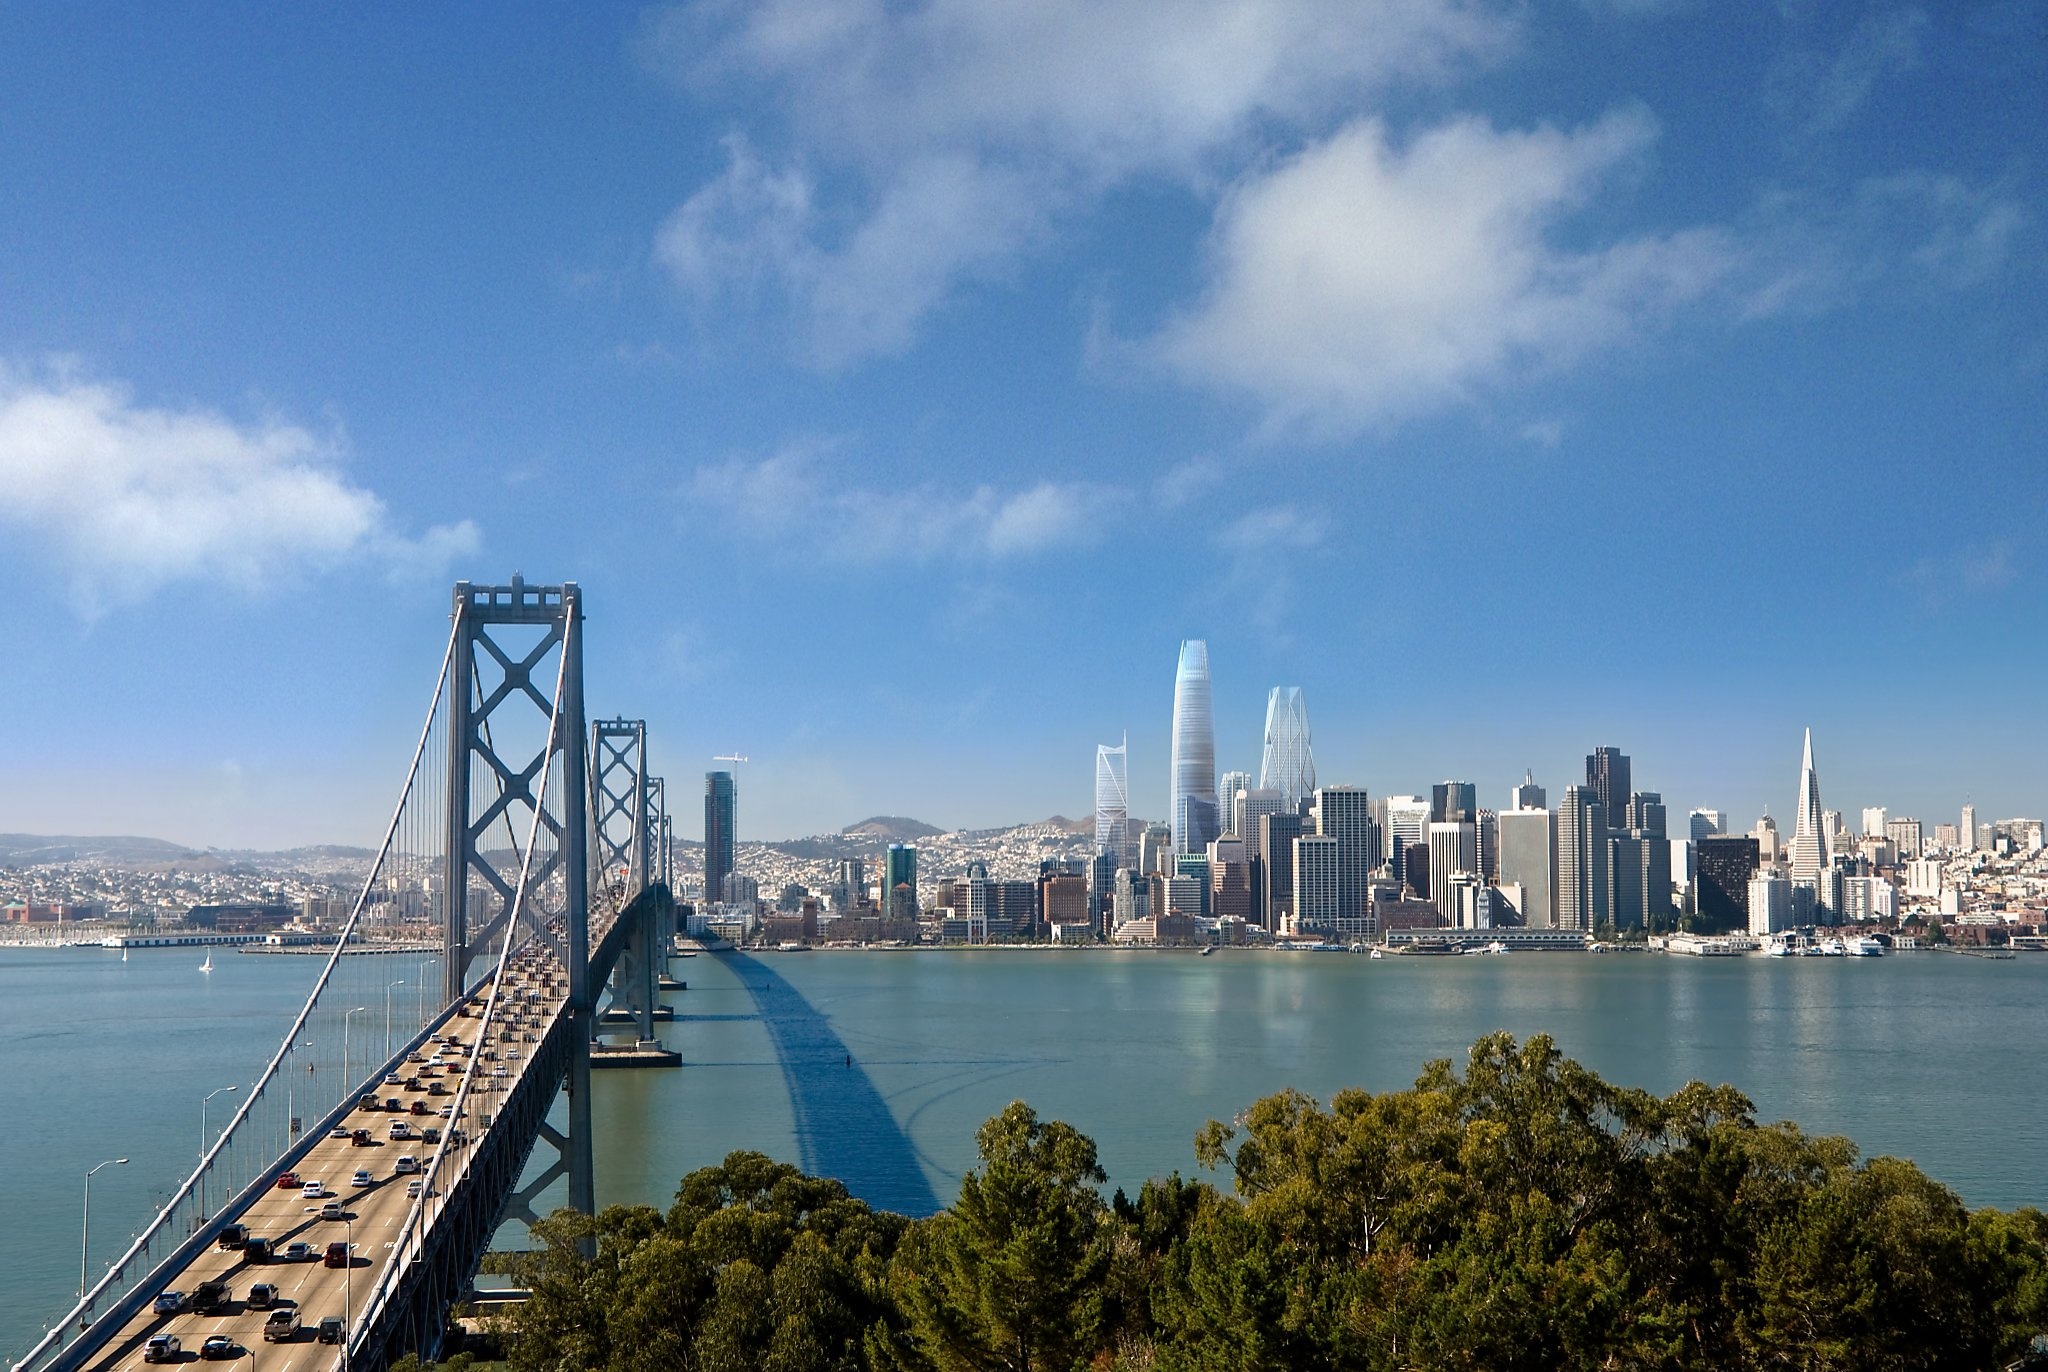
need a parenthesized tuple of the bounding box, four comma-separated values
(190, 1280, 230, 1314)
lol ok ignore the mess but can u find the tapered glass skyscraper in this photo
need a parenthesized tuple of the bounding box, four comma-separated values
(1788, 728, 1828, 888)
(704, 770, 737, 905)
(1258, 687, 1316, 810)
(1095, 735, 1131, 864)
(1169, 640, 1218, 855)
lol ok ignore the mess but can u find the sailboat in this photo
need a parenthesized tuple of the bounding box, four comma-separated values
(199, 951, 213, 974)
(122, 946, 128, 963)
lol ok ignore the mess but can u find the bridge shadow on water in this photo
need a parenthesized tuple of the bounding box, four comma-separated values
(717, 951, 942, 1217)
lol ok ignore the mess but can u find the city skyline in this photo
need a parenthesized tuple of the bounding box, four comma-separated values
(0, 5, 2042, 848)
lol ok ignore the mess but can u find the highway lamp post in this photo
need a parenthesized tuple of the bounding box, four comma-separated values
(198, 1085, 237, 1223)
(285, 1039, 313, 1142)
(343, 1214, 355, 1372)
(385, 979, 406, 1064)
(81, 1157, 128, 1301)
(343, 1006, 369, 1100)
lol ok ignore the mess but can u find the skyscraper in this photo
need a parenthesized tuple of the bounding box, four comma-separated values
(1510, 771, 1547, 811)
(1695, 836, 1760, 932)
(1624, 792, 1667, 839)
(1293, 834, 1340, 933)
(1427, 820, 1478, 926)
(1095, 736, 1130, 863)
(1962, 803, 1978, 852)
(1314, 786, 1380, 926)
(1384, 795, 1429, 890)
(1788, 728, 1828, 888)
(1555, 785, 1611, 931)
(1169, 640, 1218, 855)
(704, 771, 737, 908)
(1258, 687, 1316, 810)
(1217, 770, 1253, 834)
(1254, 810, 1306, 931)
(1586, 747, 1631, 827)
(883, 843, 918, 922)
(1430, 781, 1477, 823)
(1236, 788, 1286, 851)
(1499, 807, 1554, 928)
(1688, 809, 1725, 845)
(1861, 806, 1889, 839)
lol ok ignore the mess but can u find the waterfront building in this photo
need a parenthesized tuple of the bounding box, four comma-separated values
(1886, 817, 1924, 861)
(1255, 810, 1306, 931)
(1586, 747, 1631, 825)
(1689, 809, 1726, 844)
(1164, 874, 1206, 918)
(1696, 836, 1760, 931)
(1258, 687, 1317, 811)
(704, 770, 738, 909)
(884, 843, 918, 922)
(1383, 795, 1429, 889)
(1510, 771, 1547, 811)
(1555, 785, 1611, 931)
(1173, 852, 1213, 918)
(1293, 834, 1341, 934)
(1169, 640, 1218, 854)
(1427, 821, 1478, 926)
(1498, 807, 1555, 928)
(1314, 785, 1380, 925)
(1217, 770, 1253, 834)
(1788, 729, 1829, 889)
(1748, 874, 1793, 936)
(1840, 875, 1896, 922)
(1095, 736, 1131, 864)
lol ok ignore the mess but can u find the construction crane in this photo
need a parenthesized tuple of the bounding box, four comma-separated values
(713, 752, 750, 774)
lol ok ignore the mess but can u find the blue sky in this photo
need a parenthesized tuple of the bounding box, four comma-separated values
(1, 1, 2042, 848)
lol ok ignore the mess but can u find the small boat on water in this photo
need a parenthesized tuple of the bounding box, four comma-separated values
(1479, 941, 1510, 955)
(1846, 935, 1885, 957)
(1818, 938, 1847, 957)
(1200, 944, 1215, 956)
(1368, 947, 1384, 960)
(1587, 942, 1611, 955)
(199, 951, 213, 974)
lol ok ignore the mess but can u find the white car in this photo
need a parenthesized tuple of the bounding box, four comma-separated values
(406, 1179, 425, 1198)
(351, 1168, 373, 1188)
(300, 1180, 324, 1199)
(394, 1154, 420, 1175)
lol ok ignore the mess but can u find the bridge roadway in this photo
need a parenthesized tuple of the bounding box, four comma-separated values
(82, 948, 571, 1371)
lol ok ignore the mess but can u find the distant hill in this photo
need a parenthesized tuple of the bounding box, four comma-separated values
(841, 816, 945, 841)
(0, 833, 199, 866)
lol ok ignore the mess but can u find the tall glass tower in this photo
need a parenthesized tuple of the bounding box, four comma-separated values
(1169, 640, 1218, 855)
(1258, 687, 1315, 810)
(704, 771, 737, 905)
(1095, 736, 1130, 863)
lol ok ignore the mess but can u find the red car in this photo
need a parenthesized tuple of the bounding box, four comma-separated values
(274, 1171, 301, 1190)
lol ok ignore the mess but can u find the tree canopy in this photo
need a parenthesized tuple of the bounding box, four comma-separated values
(497, 1033, 2048, 1371)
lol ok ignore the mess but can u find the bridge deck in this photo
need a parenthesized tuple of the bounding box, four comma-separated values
(85, 956, 570, 1371)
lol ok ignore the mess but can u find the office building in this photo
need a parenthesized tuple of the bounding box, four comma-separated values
(1314, 785, 1380, 925)
(1624, 792, 1667, 839)
(1962, 804, 1978, 851)
(1431, 781, 1477, 823)
(1788, 729, 1829, 888)
(1095, 736, 1131, 864)
(1689, 809, 1725, 845)
(1138, 823, 1173, 875)
(1886, 817, 1924, 861)
(828, 857, 866, 912)
(1498, 808, 1554, 928)
(1173, 852, 1212, 918)
(1555, 785, 1611, 931)
(704, 771, 738, 909)
(1753, 814, 1781, 864)
(1840, 876, 1895, 923)
(1695, 836, 1760, 932)
(1932, 823, 1960, 849)
(883, 843, 918, 922)
(1217, 770, 1253, 834)
(1510, 771, 1547, 811)
(1169, 640, 1218, 854)
(1748, 874, 1793, 936)
(1113, 868, 1154, 927)
(1384, 795, 1429, 889)
(1586, 747, 1631, 824)
(1208, 837, 1251, 924)
(1255, 810, 1306, 931)
(1258, 687, 1317, 810)
(1862, 807, 1889, 839)
(1427, 821, 1479, 926)
(1609, 831, 1671, 931)
(1236, 788, 1286, 852)
(1477, 809, 1498, 884)
(1088, 851, 1117, 933)
(1293, 834, 1341, 934)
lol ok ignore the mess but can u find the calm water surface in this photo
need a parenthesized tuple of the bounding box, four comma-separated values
(5, 944, 2044, 1358)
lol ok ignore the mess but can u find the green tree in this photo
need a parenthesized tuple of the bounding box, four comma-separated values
(892, 1101, 1111, 1371)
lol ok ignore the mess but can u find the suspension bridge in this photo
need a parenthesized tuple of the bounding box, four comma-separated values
(13, 576, 686, 1372)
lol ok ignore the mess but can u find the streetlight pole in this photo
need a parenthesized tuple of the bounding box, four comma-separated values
(343, 1006, 369, 1100)
(81, 1157, 128, 1300)
(284, 1039, 312, 1143)
(198, 1085, 236, 1222)
(385, 979, 406, 1064)
(342, 1214, 354, 1372)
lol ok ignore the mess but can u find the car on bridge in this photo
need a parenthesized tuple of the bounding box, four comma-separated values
(283, 1242, 315, 1263)
(151, 1291, 183, 1316)
(217, 1224, 248, 1250)
(318, 1316, 345, 1344)
(141, 1334, 180, 1364)
(244, 1237, 273, 1263)
(246, 1283, 278, 1310)
(324, 1241, 350, 1268)
(320, 1200, 347, 1220)
(394, 1154, 420, 1174)
(352, 1168, 374, 1188)
(200, 1334, 238, 1361)
(263, 1309, 299, 1342)
(191, 1280, 229, 1314)
(301, 1179, 324, 1198)
(275, 1170, 301, 1190)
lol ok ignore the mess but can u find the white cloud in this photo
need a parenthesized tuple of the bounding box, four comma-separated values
(648, 0, 1514, 363)
(1215, 505, 1330, 641)
(0, 366, 479, 613)
(1155, 111, 1734, 435)
(686, 439, 1114, 562)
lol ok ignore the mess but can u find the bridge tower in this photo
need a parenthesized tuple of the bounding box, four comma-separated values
(592, 718, 661, 1041)
(442, 576, 597, 1221)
